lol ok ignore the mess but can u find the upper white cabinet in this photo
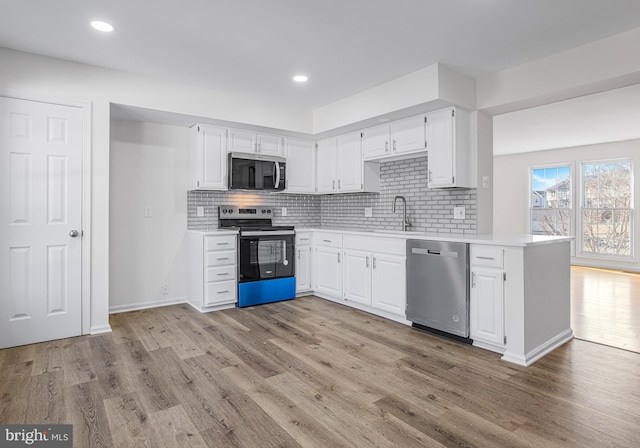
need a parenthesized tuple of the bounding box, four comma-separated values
(228, 128, 284, 157)
(284, 138, 315, 193)
(316, 133, 380, 194)
(425, 107, 473, 189)
(188, 124, 228, 191)
(362, 115, 427, 161)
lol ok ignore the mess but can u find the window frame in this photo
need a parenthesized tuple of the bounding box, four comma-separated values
(578, 157, 635, 261)
(527, 162, 575, 256)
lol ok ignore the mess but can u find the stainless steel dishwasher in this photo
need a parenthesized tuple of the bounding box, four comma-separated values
(406, 240, 470, 339)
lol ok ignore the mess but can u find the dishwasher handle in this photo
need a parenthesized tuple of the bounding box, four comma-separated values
(411, 247, 459, 258)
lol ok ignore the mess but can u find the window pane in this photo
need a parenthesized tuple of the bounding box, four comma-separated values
(581, 160, 632, 258)
(532, 209, 571, 236)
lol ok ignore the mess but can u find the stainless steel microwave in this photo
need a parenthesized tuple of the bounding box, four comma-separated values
(228, 152, 286, 191)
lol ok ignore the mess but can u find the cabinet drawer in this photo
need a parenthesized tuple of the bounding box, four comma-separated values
(343, 235, 405, 256)
(470, 245, 504, 269)
(205, 235, 237, 251)
(206, 265, 236, 283)
(296, 232, 312, 245)
(314, 232, 342, 248)
(205, 280, 237, 305)
(206, 249, 236, 267)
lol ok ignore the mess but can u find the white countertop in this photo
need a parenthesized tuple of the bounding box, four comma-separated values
(189, 227, 572, 247)
(295, 228, 573, 247)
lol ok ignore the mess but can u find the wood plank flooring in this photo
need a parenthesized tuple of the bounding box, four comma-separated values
(2, 296, 640, 447)
(571, 266, 640, 353)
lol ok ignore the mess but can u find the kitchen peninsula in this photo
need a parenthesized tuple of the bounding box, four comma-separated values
(294, 228, 573, 367)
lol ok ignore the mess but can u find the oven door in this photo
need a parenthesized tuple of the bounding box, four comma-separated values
(238, 232, 295, 282)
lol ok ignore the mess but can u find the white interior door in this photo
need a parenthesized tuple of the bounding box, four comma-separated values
(0, 96, 84, 349)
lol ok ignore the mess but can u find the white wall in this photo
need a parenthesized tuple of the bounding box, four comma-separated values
(494, 139, 640, 271)
(109, 121, 189, 312)
(0, 47, 313, 332)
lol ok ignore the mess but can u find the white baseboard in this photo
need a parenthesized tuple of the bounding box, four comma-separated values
(502, 329, 574, 366)
(109, 297, 188, 314)
(90, 324, 113, 335)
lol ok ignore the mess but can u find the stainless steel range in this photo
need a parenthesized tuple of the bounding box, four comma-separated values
(219, 206, 295, 307)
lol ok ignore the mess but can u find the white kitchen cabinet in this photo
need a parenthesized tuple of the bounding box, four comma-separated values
(295, 232, 312, 293)
(343, 249, 372, 306)
(189, 232, 238, 312)
(469, 245, 505, 351)
(342, 235, 406, 318)
(316, 133, 379, 194)
(228, 128, 284, 157)
(362, 115, 427, 161)
(285, 138, 315, 193)
(313, 232, 343, 298)
(371, 253, 406, 316)
(188, 124, 228, 190)
(426, 107, 473, 188)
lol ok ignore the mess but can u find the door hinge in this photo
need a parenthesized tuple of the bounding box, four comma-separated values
(197, 125, 200, 132)
(452, 109, 455, 117)
(360, 132, 363, 138)
(452, 176, 455, 184)
(424, 140, 427, 148)
(424, 116, 427, 123)
(503, 272, 507, 281)
(504, 335, 507, 345)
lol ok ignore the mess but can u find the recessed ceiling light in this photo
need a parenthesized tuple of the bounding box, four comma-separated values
(293, 75, 308, 83)
(91, 20, 115, 32)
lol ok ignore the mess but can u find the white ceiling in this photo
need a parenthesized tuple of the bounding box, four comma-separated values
(3, 0, 640, 110)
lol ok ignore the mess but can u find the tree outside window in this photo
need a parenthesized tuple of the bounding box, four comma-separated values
(581, 161, 632, 256)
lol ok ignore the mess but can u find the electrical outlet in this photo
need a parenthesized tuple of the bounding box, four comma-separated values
(196, 206, 204, 217)
(144, 205, 153, 218)
(453, 206, 465, 220)
(160, 284, 168, 295)
(282, 207, 288, 217)
(364, 207, 373, 218)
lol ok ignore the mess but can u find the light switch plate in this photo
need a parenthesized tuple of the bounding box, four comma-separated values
(144, 205, 153, 218)
(482, 176, 490, 189)
(453, 206, 465, 220)
(196, 206, 204, 217)
(364, 207, 373, 218)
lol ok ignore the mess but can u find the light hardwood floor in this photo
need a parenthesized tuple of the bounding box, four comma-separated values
(1, 296, 640, 447)
(571, 266, 640, 353)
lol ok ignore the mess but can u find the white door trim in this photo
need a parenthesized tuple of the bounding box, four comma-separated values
(1, 88, 92, 336)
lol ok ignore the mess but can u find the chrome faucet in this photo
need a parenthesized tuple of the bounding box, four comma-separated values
(392, 195, 411, 232)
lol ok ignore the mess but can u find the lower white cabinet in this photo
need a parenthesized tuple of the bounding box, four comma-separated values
(341, 236, 406, 318)
(469, 245, 505, 351)
(189, 232, 238, 312)
(343, 250, 372, 306)
(313, 232, 343, 298)
(370, 253, 406, 316)
(295, 232, 312, 293)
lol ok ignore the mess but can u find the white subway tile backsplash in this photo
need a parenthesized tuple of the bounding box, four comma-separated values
(187, 156, 477, 235)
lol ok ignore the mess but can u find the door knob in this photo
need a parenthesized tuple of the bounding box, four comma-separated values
(69, 230, 80, 237)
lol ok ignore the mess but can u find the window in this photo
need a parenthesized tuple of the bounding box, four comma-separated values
(581, 160, 633, 257)
(530, 166, 572, 237)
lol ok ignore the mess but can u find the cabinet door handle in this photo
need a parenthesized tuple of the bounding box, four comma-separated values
(217, 242, 229, 246)
(385, 141, 389, 152)
(393, 139, 396, 151)
(428, 170, 432, 182)
(472, 273, 476, 288)
(322, 239, 332, 243)
(366, 256, 369, 268)
(337, 252, 341, 263)
(372, 257, 376, 269)
(217, 290, 229, 294)
(216, 273, 229, 276)
(332, 180, 336, 190)
(477, 256, 495, 260)
(217, 257, 229, 261)
(338, 179, 341, 189)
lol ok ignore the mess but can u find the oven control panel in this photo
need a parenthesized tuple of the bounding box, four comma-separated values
(219, 206, 273, 219)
